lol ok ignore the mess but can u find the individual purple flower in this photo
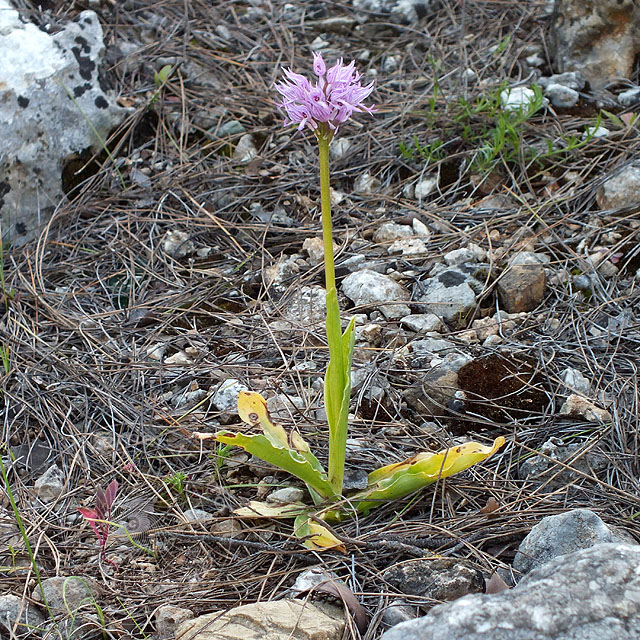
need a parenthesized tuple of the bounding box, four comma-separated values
(275, 53, 375, 135)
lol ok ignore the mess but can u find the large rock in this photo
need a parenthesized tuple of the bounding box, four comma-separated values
(513, 508, 635, 574)
(597, 163, 640, 210)
(381, 543, 640, 640)
(31, 576, 96, 614)
(382, 558, 484, 601)
(0, 594, 45, 637)
(413, 267, 480, 323)
(497, 253, 548, 313)
(552, 0, 640, 90)
(0, 1, 130, 244)
(175, 599, 345, 640)
(342, 269, 410, 319)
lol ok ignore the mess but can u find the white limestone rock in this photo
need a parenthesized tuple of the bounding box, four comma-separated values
(0, 1, 130, 244)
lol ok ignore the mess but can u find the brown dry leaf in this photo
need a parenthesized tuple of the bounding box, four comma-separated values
(620, 112, 636, 125)
(480, 496, 500, 514)
(299, 579, 368, 635)
(485, 573, 510, 594)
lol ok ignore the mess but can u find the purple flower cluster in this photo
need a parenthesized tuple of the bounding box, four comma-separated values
(275, 52, 375, 134)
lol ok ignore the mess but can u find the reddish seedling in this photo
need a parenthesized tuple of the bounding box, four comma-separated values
(78, 479, 118, 559)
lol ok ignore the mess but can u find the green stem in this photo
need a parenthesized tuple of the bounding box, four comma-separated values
(316, 127, 348, 494)
(0, 450, 56, 629)
(317, 129, 335, 293)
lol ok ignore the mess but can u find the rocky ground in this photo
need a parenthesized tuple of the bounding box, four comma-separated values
(2, 0, 640, 639)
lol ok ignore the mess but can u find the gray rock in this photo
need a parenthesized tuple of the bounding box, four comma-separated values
(519, 438, 608, 490)
(400, 313, 443, 333)
(414, 269, 479, 322)
(618, 87, 640, 106)
(31, 576, 95, 614)
(391, 0, 437, 24)
(212, 379, 248, 412)
(573, 274, 593, 290)
(0, 1, 130, 244)
(404, 337, 457, 359)
(552, 0, 640, 90)
(583, 125, 610, 140)
(381, 543, 640, 640)
(513, 509, 635, 575)
(443, 248, 480, 266)
(266, 487, 305, 504)
(266, 394, 306, 422)
(354, 172, 381, 194)
(373, 223, 414, 243)
(175, 599, 345, 640)
(387, 237, 429, 256)
(402, 352, 473, 415)
(538, 72, 586, 91)
(183, 508, 214, 523)
(329, 137, 352, 161)
(598, 163, 640, 210)
(382, 600, 420, 627)
(289, 568, 341, 596)
(34, 464, 64, 501)
(280, 285, 327, 326)
(0, 593, 45, 636)
(562, 367, 591, 395)
(212, 120, 245, 138)
(156, 605, 193, 640)
(162, 230, 195, 259)
(232, 133, 258, 163)
(352, 0, 437, 24)
(545, 83, 579, 108)
(383, 558, 484, 601)
(500, 87, 539, 113)
(342, 269, 411, 319)
(414, 177, 438, 199)
(509, 251, 550, 267)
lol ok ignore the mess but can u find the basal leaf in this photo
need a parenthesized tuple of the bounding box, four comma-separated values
(294, 514, 346, 553)
(234, 500, 308, 519)
(345, 436, 506, 516)
(237, 391, 288, 447)
(215, 431, 337, 499)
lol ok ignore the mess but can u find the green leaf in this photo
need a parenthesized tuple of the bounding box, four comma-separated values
(324, 287, 356, 495)
(215, 431, 337, 500)
(330, 437, 506, 518)
(154, 64, 173, 87)
(324, 287, 344, 431)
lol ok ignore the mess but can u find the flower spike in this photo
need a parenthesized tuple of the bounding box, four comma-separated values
(275, 53, 376, 134)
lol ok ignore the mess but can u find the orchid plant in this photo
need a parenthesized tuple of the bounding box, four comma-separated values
(215, 54, 504, 550)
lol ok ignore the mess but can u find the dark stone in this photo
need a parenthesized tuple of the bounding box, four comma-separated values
(383, 558, 484, 602)
(73, 83, 91, 97)
(437, 270, 466, 287)
(17, 95, 29, 108)
(71, 45, 96, 81)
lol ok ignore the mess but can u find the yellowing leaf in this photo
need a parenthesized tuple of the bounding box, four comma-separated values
(290, 430, 310, 452)
(294, 514, 346, 553)
(234, 500, 307, 519)
(237, 391, 288, 447)
(344, 436, 505, 517)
